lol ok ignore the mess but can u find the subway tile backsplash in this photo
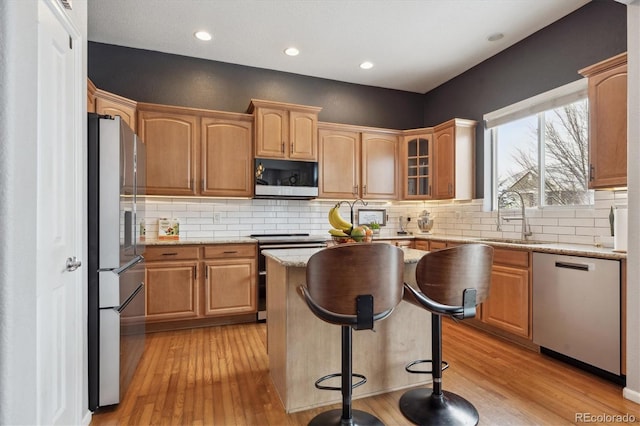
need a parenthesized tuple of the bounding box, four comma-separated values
(142, 190, 627, 246)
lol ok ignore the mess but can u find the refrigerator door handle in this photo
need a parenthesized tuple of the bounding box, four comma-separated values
(116, 282, 144, 314)
(111, 254, 144, 276)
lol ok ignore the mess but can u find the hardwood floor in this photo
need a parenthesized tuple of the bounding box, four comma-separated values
(91, 319, 640, 425)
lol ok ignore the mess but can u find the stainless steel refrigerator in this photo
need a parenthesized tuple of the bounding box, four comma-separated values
(88, 113, 146, 411)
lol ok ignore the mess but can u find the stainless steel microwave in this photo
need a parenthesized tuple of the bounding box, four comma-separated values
(254, 158, 318, 199)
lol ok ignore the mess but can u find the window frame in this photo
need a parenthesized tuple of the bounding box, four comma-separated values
(483, 79, 589, 211)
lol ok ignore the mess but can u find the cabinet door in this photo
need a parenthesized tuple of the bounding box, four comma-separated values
(404, 134, 432, 199)
(145, 261, 199, 321)
(361, 132, 398, 199)
(201, 117, 253, 197)
(204, 258, 256, 316)
(588, 63, 627, 188)
(429, 240, 447, 251)
(482, 265, 530, 338)
(318, 128, 360, 198)
(138, 110, 199, 195)
(434, 126, 455, 199)
(95, 90, 137, 132)
(255, 107, 287, 158)
(289, 110, 318, 160)
(414, 240, 429, 251)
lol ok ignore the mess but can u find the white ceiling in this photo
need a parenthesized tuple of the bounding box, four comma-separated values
(87, 0, 591, 94)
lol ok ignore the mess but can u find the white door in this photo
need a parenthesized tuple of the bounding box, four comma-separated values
(36, 1, 84, 424)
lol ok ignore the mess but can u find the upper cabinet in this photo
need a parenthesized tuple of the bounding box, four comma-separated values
(432, 119, 476, 200)
(138, 104, 200, 196)
(402, 129, 433, 199)
(400, 119, 476, 201)
(201, 113, 253, 197)
(87, 79, 137, 131)
(248, 99, 322, 161)
(318, 123, 399, 200)
(579, 52, 627, 189)
(137, 103, 253, 197)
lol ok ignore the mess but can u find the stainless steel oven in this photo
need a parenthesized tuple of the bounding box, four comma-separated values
(251, 234, 327, 321)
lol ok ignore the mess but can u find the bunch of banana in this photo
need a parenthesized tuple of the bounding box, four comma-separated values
(328, 204, 352, 234)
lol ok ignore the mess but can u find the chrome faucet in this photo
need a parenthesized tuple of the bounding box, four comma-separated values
(497, 190, 533, 240)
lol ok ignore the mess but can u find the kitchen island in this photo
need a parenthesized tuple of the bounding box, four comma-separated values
(262, 246, 431, 413)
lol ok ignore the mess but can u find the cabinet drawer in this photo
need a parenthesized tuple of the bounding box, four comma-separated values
(493, 248, 529, 268)
(204, 244, 256, 259)
(144, 245, 200, 261)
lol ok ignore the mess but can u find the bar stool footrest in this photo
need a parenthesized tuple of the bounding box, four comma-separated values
(405, 358, 450, 375)
(309, 408, 384, 426)
(314, 372, 367, 391)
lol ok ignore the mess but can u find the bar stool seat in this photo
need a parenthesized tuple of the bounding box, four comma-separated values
(399, 244, 494, 426)
(298, 243, 405, 426)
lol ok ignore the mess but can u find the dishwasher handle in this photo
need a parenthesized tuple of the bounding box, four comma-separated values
(554, 261, 590, 272)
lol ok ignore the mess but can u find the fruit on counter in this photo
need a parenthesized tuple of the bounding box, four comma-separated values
(328, 204, 353, 232)
(350, 226, 367, 242)
(329, 228, 349, 237)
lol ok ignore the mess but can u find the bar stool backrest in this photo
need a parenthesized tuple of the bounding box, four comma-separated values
(305, 243, 404, 319)
(415, 244, 493, 307)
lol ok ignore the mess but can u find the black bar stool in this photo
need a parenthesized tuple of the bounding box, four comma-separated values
(298, 243, 405, 426)
(399, 244, 494, 426)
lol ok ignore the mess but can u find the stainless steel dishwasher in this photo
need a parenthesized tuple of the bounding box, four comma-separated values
(533, 252, 621, 376)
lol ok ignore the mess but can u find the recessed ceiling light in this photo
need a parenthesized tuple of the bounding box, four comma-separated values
(194, 31, 212, 41)
(284, 47, 300, 56)
(360, 61, 374, 70)
(487, 32, 504, 42)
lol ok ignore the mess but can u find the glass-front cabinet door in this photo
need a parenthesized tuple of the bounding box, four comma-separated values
(403, 133, 432, 199)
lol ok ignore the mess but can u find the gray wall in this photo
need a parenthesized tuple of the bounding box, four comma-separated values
(88, 43, 425, 130)
(423, 0, 627, 197)
(88, 0, 627, 198)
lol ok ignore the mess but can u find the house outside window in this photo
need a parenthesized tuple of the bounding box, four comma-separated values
(485, 80, 594, 210)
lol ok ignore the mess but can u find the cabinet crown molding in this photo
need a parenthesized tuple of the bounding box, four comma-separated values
(247, 98, 322, 114)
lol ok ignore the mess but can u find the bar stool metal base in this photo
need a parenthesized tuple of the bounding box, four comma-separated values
(399, 388, 479, 426)
(308, 409, 384, 426)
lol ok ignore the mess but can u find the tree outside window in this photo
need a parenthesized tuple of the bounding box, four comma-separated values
(493, 99, 593, 208)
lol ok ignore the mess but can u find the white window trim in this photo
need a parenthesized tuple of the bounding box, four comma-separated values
(483, 79, 588, 212)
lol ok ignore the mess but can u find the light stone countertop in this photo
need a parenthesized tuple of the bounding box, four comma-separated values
(143, 236, 257, 245)
(412, 235, 626, 260)
(262, 246, 427, 268)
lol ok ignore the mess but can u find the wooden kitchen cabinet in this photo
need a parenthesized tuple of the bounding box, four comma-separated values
(413, 239, 429, 251)
(138, 104, 200, 196)
(318, 123, 399, 200)
(138, 103, 254, 197)
(249, 99, 322, 161)
(432, 119, 476, 200)
(203, 243, 257, 316)
(95, 89, 137, 132)
(481, 248, 531, 339)
(579, 53, 627, 189)
(143, 243, 258, 330)
(200, 113, 253, 197)
(402, 130, 433, 199)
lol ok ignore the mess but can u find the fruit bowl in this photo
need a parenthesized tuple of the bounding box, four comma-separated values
(332, 235, 373, 244)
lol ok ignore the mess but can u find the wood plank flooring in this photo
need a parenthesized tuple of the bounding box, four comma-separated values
(91, 319, 640, 425)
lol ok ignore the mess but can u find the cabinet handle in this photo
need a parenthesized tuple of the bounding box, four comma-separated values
(448, 183, 452, 195)
(201, 178, 204, 191)
(223, 250, 238, 254)
(428, 185, 431, 196)
(290, 142, 293, 155)
(194, 266, 198, 280)
(281, 141, 285, 153)
(589, 164, 595, 181)
(204, 266, 207, 280)
(161, 252, 178, 256)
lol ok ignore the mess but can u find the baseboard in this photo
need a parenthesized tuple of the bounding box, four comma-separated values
(82, 410, 92, 426)
(623, 387, 640, 404)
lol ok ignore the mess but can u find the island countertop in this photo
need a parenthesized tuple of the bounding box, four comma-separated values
(262, 246, 426, 268)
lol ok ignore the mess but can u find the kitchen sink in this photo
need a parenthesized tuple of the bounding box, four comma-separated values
(476, 238, 548, 245)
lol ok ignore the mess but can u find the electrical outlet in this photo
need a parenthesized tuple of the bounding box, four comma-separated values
(213, 213, 221, 224)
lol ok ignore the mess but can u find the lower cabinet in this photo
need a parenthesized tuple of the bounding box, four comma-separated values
(480, 248, 531, 339)
(144, 243, 257, 330)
